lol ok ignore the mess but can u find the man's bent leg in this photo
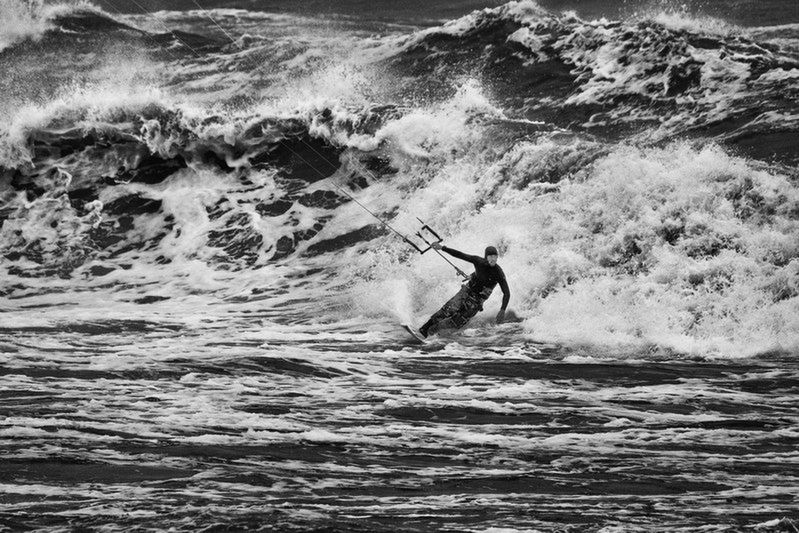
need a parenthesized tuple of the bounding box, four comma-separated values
(419, 286, 469, 337)
(434, 295, 482, 332)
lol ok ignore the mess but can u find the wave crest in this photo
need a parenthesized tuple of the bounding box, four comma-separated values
(386, 0, 799, 158)
(0, 0, 120, 52)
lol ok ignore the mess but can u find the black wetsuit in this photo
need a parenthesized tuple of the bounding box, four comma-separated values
(420, 246, 510, 336)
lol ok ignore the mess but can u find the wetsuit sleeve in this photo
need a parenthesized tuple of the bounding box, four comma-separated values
(498, 268, 510, 310)
(441, 246, 481, 265)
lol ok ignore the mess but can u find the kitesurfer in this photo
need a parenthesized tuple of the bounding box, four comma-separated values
(418, 243, 510, 337)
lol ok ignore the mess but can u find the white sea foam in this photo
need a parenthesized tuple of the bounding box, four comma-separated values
(0, 0, 110, 52)
(647, 11, 738, 36)
(0, 0, 51, 52)
(342, 90, 799, 358)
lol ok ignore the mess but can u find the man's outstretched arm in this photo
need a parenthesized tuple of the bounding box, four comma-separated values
(433, 243, 481, 265)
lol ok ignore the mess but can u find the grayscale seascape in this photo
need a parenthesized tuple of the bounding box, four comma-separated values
(1, 0, 798, 530)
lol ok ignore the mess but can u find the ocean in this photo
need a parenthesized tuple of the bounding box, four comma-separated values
(1, 0, 798, 530)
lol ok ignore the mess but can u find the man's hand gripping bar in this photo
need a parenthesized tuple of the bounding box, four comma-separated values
(413, 218, 469, 280)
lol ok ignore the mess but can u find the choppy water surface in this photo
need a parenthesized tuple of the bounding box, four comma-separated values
(2, 297, 798, 531)
(1, 0, 798, 530)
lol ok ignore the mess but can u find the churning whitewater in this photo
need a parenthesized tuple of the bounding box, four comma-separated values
(1, 0, 798, 530)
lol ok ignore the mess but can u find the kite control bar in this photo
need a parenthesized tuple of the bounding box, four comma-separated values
(408, 218, 442, 254)
(361, 214, 468, 281)
(415, 218, 469, 280)
(320, 163, 469, 279)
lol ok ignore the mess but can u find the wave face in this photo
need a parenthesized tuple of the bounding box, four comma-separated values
(1, 1, 798, 359)
(387, 2, 799, 158)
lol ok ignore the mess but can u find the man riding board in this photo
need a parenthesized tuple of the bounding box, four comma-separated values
(418, 243, 510, 338)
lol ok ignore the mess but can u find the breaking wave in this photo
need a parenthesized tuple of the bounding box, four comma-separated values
(1, 0, 797, 358)
(0, 0, 133, 51)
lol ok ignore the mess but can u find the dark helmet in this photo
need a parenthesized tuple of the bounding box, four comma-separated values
(484, 246, 498, 257)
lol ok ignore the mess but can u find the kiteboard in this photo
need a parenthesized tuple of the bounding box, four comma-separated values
(402, 324, 427, 344)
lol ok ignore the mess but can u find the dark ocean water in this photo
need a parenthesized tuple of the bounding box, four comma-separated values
(1, 0, 798, 530)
